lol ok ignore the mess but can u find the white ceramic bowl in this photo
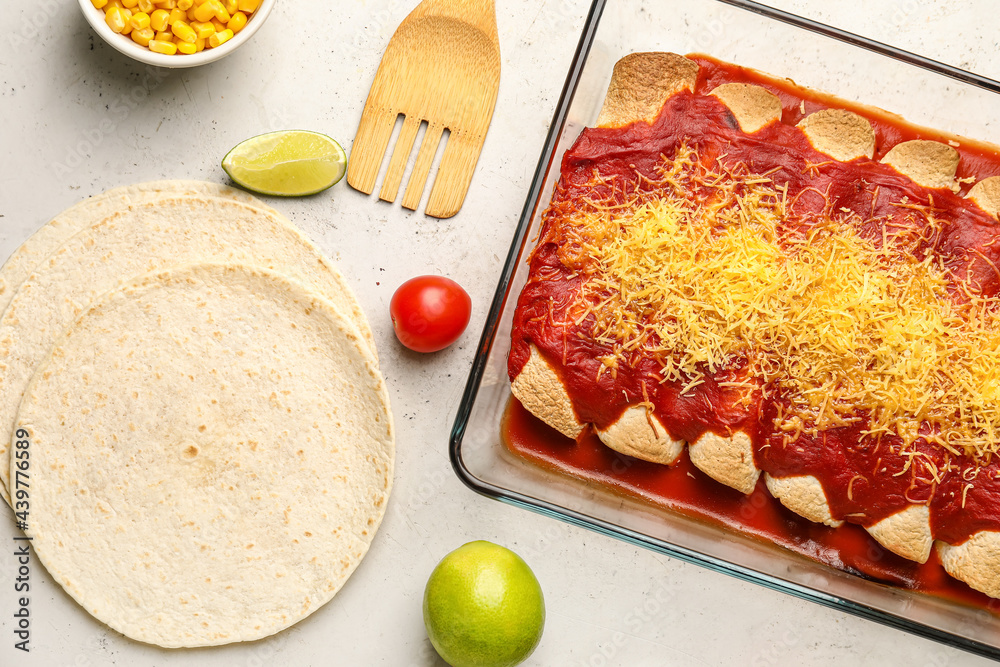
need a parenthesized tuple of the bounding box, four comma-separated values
(78, 0, 275, 68)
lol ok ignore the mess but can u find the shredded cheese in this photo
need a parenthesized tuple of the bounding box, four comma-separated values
(549, 145, 1000, 463)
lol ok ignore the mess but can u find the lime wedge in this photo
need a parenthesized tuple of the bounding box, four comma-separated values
(222, 130, 347, 196)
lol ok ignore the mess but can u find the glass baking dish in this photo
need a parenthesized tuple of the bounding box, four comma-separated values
(450, 0, 1000, 658)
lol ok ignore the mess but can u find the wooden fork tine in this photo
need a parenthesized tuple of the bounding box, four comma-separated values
(425, 132, 484, 219)
(379, 115, 423, 203)
(347, 109, 399, 195)
(401, 122, 445, 211)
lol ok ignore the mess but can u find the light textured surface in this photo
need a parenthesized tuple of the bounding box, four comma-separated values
(2, 0, 1000, 665)
(0, 195, 374, 501)
(14, 264, 393, 647)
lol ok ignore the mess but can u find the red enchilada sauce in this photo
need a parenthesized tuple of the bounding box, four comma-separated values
(503, 398, 992, 607)
(506, 55, 1000, 605)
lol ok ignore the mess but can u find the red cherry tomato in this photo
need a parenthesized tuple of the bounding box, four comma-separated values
(390, 275, 472, 353)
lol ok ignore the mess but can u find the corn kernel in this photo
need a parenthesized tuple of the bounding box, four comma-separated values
(131, 26, 154, 45)
(195, 36, 205, 51)
(201, 0, 228, 22)
(192, 1, 216, 21)
(210, 17, 226, 31)
(91, 0, 109, 9)
(178, 0, 194, 7)
(177, 40, 197, 54)
(149, 8, 169, 30)
(121, 0, 138, 7)
(130, 11, 150, 29)
(227, 11, 246, 32)
(186, 7, 198, 20)
(137, 0, 153, 12)
(148, 39, 177, 54)
(105, 7, 127, 32)
(171, 20, 197, 43)
(120, 11, 134, 34)
(108, 0, 124, 8)
(191, 20, 215, 38)
(167, 8, 185, 24)
(154, 30, 172, 41)
(207, 27, 232, 48)
(237, 0, 258, 13)
(154, 0, 176, 7)
(223, 0, 237, 15)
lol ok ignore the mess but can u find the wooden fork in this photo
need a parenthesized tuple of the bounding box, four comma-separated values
(346, 0, 501, 219)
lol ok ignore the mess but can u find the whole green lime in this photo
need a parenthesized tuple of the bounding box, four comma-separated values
(423, 541, 545, 667)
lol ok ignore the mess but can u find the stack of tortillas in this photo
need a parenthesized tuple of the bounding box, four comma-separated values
(0, 181, 393, 647)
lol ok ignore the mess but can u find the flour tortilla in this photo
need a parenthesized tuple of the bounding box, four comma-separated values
(0, 181, 263, 315)
(509, 344, 583, 439)
(0, 196, 375, 503)
(969, 176, 1000, 218)
(881, 140, 960, 190)
(797, 109, 876, 162)
(595, 52, 698, 129)
(709, 83, 782, 134)
(938, 532, 1000, 599)
(15, 263, 393, 647)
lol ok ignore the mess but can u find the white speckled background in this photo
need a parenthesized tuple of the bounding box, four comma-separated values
(1, 0, 999, 664)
